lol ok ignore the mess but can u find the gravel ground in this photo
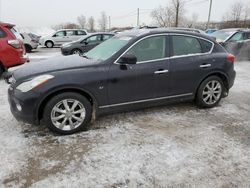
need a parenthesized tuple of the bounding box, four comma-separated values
(0, 48, 249, 187)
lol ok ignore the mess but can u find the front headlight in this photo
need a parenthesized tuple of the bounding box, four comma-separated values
(62, 43, 72, 48)
(16, 75, 54, 92)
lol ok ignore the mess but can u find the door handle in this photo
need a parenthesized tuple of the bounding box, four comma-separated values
(154, 70, 169, 74)
(200, 64, 211, 68)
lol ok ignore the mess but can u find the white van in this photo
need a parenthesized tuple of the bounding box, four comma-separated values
(39, 29, 88, 48)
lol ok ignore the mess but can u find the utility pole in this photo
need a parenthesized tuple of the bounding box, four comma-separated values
(206, 0, 213, 30)
(109, 16, 111, 31)
(175, 0, 180, 27)
(0, 0, 2, 21)
(137, 8, 140, 27)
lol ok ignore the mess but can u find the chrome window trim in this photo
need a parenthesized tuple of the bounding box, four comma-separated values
(114, 33, 215, 65)
(99, 93, 193, 109)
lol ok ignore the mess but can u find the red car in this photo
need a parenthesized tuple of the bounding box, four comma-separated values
(0, 22, 29, 76)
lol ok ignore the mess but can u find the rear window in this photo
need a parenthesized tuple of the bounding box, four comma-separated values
(172, 35, 202, 56)
(10, 28, 23, 40)
(0, 28, 6, 38)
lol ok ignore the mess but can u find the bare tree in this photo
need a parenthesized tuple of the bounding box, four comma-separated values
(172, 0, 185, 27)
(222, 1, 250, 28)
(88, 16, 95, 32)
(151, 6, 174, 27)
(77, 15, 87, 29)
(98, 11, 108, 31)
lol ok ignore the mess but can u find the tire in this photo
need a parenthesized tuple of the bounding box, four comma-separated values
(25, 44, 32, 53)
(45, 41, 54, 48)
(44, 92, 92, 135)
(71, 49, 82, 55)
(196, 76, 224, 108)
(0, 65, 4, 78)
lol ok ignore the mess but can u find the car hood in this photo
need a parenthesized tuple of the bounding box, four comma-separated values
(12, 55, 99, 81)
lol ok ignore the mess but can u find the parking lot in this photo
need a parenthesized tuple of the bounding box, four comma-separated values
(0, 48, 249, 187)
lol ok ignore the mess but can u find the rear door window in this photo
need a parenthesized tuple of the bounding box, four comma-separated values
(66, 30, 75, 36)
(77, 30, 87, 35)
(172, 35, 202, 56)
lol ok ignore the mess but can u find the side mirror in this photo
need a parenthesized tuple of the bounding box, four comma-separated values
(118, 54, 137, 65)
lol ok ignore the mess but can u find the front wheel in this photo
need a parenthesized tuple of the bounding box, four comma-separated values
(196, 76, 224, 108)
(45, 41, 54, 48)
(44, 92, 92, 135)
(71, 49, 82, 55)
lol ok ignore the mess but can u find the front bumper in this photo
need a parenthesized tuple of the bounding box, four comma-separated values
(61, 48, 71, 56)
(8, 87, 40, 125)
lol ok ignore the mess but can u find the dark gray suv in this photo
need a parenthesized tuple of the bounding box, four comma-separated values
(6, 29, 236, 135)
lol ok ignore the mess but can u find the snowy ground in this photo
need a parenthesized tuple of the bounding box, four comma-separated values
(0, 49, 249, 187)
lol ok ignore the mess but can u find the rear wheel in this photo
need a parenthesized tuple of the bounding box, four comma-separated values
(0, 64, 5, 77)
(196, 76, 224, 108)
(44, 92, 92, 134)
(25, 44, 32, 53)
(45, 41, 54, 48)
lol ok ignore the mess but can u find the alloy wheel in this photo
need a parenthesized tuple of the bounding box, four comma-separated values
(202, 80, 222, 105)
(51, 99, 86, 131)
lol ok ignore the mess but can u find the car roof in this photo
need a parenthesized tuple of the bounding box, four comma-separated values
(117, 28, 214, 42)
(0, 22, 15, 28)
(219, 28, 250, 32)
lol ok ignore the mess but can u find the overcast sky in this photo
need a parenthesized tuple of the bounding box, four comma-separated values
(0, 0, 248, 28)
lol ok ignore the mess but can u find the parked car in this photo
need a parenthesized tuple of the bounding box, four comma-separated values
(28, 32, 41, 43)
(0, 22, 29, 77)
(211, 28, 250, 60)
(61, 33, 114, 55)
(6, 29, 236, 135)
(20, 32, 39, 52)
(206, 28, 218, 34)
(39, 29, 88, 48)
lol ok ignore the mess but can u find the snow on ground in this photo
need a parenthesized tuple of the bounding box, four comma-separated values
(0, 51, 250, 187)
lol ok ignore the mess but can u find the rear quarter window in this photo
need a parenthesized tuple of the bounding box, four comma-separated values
(199, 39, 213, 53)
(77, 30, 87, 35)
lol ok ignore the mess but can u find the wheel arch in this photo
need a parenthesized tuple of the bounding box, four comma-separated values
(196, 72, 229, 96)
(45, 40, 54, 47)
(37, 87, 97, 122)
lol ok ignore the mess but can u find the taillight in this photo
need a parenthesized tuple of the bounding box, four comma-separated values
(7, 39, 21, 49)
(227, 53, 235, 62)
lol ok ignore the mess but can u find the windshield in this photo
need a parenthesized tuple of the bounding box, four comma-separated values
(85, 36, 132, 60)
(211, 30, 236, 41)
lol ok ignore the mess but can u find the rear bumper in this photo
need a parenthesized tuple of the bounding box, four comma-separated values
(228, 69, 236, 89)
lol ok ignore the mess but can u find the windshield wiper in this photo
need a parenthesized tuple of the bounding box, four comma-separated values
(80, 53, 90, 59)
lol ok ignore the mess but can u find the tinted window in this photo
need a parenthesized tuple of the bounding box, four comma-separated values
(54, 31, 65, 37)
(77, 30, 87, 35)
(103, 34, 113, 41)
(172, 35, 202, 56)
(228, 32, 243, 42)
(244, 32, 250, 40)
(126, 36, 166, 62)
(0, 28, 6, 38)
(200, 39, 213, 53)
